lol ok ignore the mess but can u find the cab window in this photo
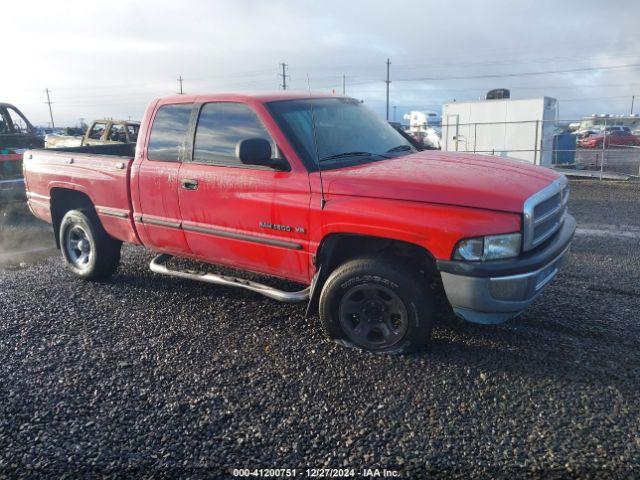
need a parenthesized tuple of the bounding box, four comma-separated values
(88, 122, 107, 140)
(107, 123, 127, 142)
(127, 124, 139, 142)
(7, 107, 30, 134)
(192, 102, 275, 166)
(147, 104, 193, 162)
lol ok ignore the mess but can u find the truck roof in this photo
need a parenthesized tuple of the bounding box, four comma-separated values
(157, 92, 344, 104)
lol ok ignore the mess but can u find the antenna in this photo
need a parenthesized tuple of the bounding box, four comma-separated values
(306, 74, 326, 209)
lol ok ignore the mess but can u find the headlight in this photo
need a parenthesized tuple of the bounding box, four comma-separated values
(453, 233, 521, 261)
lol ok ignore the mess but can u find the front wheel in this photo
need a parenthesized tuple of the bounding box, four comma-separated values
(319, 256, 435, 353)
(59, 209, 121, 280)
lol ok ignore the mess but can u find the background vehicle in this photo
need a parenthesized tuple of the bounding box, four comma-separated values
(388, 122, 424, 150)
(574, 129, 599, 139)
(578, 129, 640, 148)
(23, 93, 574, 353)
(0, 102, 43, 205)
(45, 119, 140, 148)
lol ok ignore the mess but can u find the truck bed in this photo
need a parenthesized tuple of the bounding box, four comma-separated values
(23, 144, 139, 245)
(46, 143, 136, 157)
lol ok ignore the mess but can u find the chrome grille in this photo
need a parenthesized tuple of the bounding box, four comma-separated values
(523, 176, 569, 251)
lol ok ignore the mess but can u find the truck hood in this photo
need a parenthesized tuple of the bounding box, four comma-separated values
(321, 151, 561, 213)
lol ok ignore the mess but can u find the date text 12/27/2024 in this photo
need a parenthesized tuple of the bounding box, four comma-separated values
(232, 468, 400, 478)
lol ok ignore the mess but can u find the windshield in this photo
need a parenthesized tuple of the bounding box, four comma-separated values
(266, 97, 415, 171)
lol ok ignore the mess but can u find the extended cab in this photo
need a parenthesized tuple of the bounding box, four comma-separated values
(0, 102, 43, 204)
(23, 93, 575, 353)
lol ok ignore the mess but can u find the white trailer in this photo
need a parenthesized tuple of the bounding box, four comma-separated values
(441, 97, 558, 166)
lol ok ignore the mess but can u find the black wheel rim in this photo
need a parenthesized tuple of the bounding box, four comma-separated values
(338, 283, 408, 350)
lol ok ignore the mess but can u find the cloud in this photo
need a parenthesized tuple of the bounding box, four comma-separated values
(4, 0, 640, 125)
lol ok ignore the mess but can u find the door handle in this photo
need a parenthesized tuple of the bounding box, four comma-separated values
(180, 178, 199, 190)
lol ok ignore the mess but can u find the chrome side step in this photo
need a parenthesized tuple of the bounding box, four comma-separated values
(149, 254, 310, 303)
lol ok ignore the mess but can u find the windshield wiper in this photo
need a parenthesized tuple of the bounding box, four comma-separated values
(386, 144, 413, 153)
(320, 151, 390, 162)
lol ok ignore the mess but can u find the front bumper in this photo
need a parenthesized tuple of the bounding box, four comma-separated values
(0, 178, 26, 205)
(437, 214, 576, 324)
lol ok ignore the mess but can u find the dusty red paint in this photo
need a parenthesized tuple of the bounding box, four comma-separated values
(24, 93, 561, 285)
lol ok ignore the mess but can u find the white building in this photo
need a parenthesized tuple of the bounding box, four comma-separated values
(441, 97, 558, 166)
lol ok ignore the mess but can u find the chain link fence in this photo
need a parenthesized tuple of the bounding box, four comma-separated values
(439, 118, 640, 179)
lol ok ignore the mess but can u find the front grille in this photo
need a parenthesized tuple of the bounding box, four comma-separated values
(523, 176, 569, 251)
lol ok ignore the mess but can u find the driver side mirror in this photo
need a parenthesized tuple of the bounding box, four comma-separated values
(236, 138, 289, 171)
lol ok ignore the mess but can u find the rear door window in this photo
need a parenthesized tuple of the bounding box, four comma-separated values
(147, 104, 193, 162)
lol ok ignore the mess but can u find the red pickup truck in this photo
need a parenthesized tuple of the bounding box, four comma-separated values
(23, 93, 575, 353)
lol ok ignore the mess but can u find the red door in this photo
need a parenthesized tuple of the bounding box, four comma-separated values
(135, 102, 193, 254)
(177, 102, 311, 283)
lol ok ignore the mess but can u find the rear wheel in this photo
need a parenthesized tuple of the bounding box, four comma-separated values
(319, 255, 435, 353)
(59, 209, 121, 279)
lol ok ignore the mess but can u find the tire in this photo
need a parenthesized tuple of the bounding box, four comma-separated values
(319, 255, 435, 353)
(59, 209, 121, 280)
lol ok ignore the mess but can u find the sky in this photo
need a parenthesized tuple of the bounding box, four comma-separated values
(3, 0, 640, 126)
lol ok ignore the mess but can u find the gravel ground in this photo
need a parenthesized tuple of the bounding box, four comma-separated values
(569, 180, 640, 227)
(576, 148, 640, 176)
(0, 204, 55, 265)
(1, 181, 639, 478)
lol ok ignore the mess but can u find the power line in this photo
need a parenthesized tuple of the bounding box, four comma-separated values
(394, 63, 640, 82)
(22, 54, 640, 97)
(44, 88, 55, 129)
(279, 63, 289, 90)
(553, 95, 636, 102)
(311, 62, 640, 91)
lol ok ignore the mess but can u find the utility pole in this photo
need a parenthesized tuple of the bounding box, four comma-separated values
(631, 95, 635, 115)
(385, 58, 391, 121)
(44, 88, 55, 129)
(279, 63, 289, 90)
(342, 74, 346, 95)
(393, 105, 397, 122)
(177, 75, 184, 94)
